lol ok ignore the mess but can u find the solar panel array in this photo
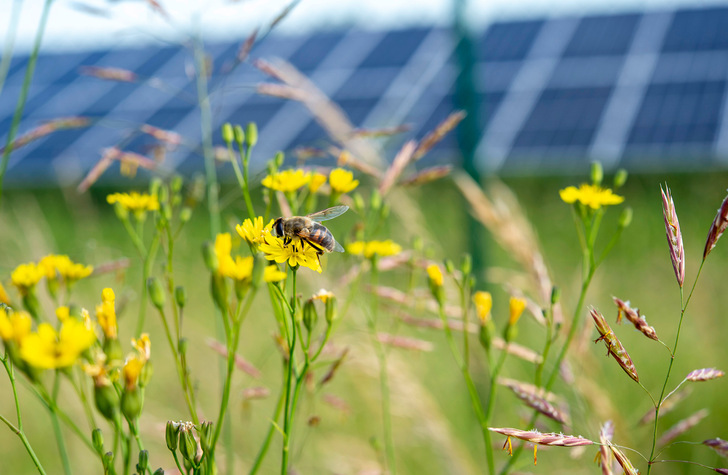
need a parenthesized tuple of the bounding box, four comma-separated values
(3, 4, 728, 185)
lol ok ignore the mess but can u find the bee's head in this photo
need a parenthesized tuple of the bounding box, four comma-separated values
(273, 218, 284, 237)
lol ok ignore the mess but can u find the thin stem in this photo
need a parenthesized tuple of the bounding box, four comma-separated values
(281, 268, 298, 475)
(50, 372, 72, 475)
(0, 0, 22, 96)
(248, 382, 287, 474)
(0, 0, 54, 204)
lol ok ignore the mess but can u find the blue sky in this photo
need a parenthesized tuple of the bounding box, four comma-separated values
(2, 0, 728, 52)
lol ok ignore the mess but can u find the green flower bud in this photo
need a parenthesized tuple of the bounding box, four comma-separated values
(274, 151, 284, 168)
(178, 338, 189, 357)
(613, 168, 628, 189)
(94, 383, 120, 422)
(245, 122, 258, 148)
(444, 259, 455, 274)
(153, 468, 165, 475)
(211, 274, 228, 312)
(478, 320, 494, 354)
(461, 254, 472, 276)
(162, 202, 173, 221)
(221, 123, 234, 144)
(352, 193, 366, 214)
(121, 386, 143, 421)
(147, 277, 166, 311)
(200, 421, 214, 453)
(591, 161, 603, 186)
(325, 296, 337, 325)
(22, 292, 41, 322)
(175, 286, 187, 309)
(550, 286, 561, 305)
(92, 428, 105, 455)
(370, 189, 382, 211)
(103, 452, 114, 472)
(202, 241, 218, 272)
(619, 206, 633, 229)
(303, 299, 318, 333)
(150, 178, 163, 197)
(136, 450, 149, 474)
(113, 201, 129, 221)
(166, 421, 180, 452)
(157, 183, 169, 205)
(103, 337, 123, 363)
(171, 175, 183, 194)
(179, 426, 199, 468)
(233, 125, 245, 146)
(179, 207, 192, 223)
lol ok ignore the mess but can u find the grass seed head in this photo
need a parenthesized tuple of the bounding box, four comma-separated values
(590, 308, 639, 382)
(704, 438, 728, 458)
(661, 185, 685, 287)
(686, 368, 725, 382)
(612, 297, 659, 341)
(704, 191, 728, 260)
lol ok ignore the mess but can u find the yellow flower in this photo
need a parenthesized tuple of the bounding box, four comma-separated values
(132, 333, 151, 362)
(122, 354, 145, 389)
(56, 306, 70, 322)
(312, 288, 334, 303)
(309, 172, 327, 193)
(426, 264, 444, 287)
(473, 291, 493, 324)
(83, 349, 113, 387)
(221, 256, 254, 281)
(20, 319, 96, 369)
(509, 297, 527, 326)
(40, 255, 94, 282)
(0, 307, 32, 344)
(329, 168, 359, 194)
(263, 265, 287, 283)
(236, 216, 273, 246)
(11, 263, 44, 296)
(107, 192, 160, 213)
(559, 184, 624, 210)
(0, 282, 10, 305)
(261, 169, 311, 193)
(259, 233, 322, 273)
(347, 240, 402, 259)
(96, 287, 118, 339)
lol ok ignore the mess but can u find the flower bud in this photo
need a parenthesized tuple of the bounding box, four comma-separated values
(94, 383, 120, 422)
(461, 254, 472, 276)
(103, 452, 114, 471)
(171, 175, 183, 194)
(443, 259, 455, 274)
(137, 450, 149, 474)
(479, 321, 494, 354)
(613, 168, 628, 189)
(221, 123, 234, 144)
(245, 122, 258, 148)
(157, 183, 169, 205)
(150, 178, 162, 198)
(103, 337, 123, 363)
(202, 241, 218, 272)
(200, 421, 213, 453)
(619, 207, 633, 229)
(233, 125, 245, 146)
(121, 386, 143, 421)
(550, 286, 561, 305)
(426, 264, 445, 306)
(211, 274, 228, 312)
(179, 207, 192, 223)
(153, 468, 164, 475)
(325, 296, 337, 325)
(178, 337, 189, 357)
(274, 151, 285, 168)
(113, 201, 129, 221)
(591, 161, 603, 186)
(353, 193, 366, 214)
(370, 189, 382, 211)
(175, 286, 187, 309)
(92, 428, 105, 455)
(166, 421, 180, 451)
(147, 277, 166, 311)
(303, 299, 318, 333)
(179, 425, 199, 468)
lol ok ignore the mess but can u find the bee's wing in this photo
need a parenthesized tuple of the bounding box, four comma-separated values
(307, 205, 349, 222)
(332, 239, 345, 253)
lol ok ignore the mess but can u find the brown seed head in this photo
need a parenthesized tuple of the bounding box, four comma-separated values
(612, 297, 659, 341)
(704, 438, 728, 458)
(488, 428, 593, 447)
(661, 185, 685, 287)
(599, 421, 615, 475)
(704, 191, 728, 260)
(686, 368, 725, 382)
(591, 308, 639, 382)
(607, 442, 639, 475)
(503, 380, 568, 425)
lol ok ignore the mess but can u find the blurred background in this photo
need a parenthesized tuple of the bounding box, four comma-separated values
(3, 0, 728, 474)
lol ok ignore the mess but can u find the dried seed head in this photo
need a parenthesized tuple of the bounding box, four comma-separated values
(612, 297, 659, 341)
(661, 185, 685, 287)
(591, 308, 639, 383)
(704, 191, 728, 260)
(686, 368, 725, 382)
(607, 442, 639, 475)
(658, 409, 708, 447)
(504, 380, 569, 425)
(488, 428, 593, 447)
(704, 438, 728, 458)
(598, 421, 615, 475)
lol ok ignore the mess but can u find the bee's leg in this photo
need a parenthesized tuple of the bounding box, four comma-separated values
(284, 236, 291, 246)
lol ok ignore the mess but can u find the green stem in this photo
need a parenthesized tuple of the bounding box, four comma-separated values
(0, 0, 54, 204)
(281, 268, 298, 475)
(50, 372, 72, 475)
(248, 377, 287, 474)
(0, 357, 46, 474)
(0, 0, 22, 96)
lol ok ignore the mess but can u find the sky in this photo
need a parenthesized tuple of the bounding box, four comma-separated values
(3, 0, 728, 53)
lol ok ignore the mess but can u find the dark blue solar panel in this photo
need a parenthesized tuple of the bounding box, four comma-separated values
(513, 87, 612, 149)
(333, 67, 399, 100)
(359, 28, 430, 68)
(478, 20, 544, 62)
(627, 81, 724, 146)
(662, 7, 728, 52)
(563, 13, 640, 57)
(290, 98, 377, 146)
(224, 101, 284, 130)
(288, 32, 345, 71)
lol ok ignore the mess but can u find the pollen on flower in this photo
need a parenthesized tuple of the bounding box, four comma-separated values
(261, 169, 311, 193)
(329, 168, 359, 194)
(559, 184, 624, 209)
(312, 288, 334, 303)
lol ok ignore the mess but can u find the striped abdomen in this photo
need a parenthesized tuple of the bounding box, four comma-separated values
(308, 222, 335, 252)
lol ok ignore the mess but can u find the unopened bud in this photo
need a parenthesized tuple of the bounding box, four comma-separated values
(103, 337, 123, 363)
(147, 277, 166, 310)
(113, 202, 129, 221)
(353, 193, 366, 214)
(153, 468, 165, 475)
(157, 184, 169, 205)
(178, 338, 189, 356)
(202, 241, 218, 272)
(274, 151, 285, 168)
(166, 421, 180, 451)
(325, 296, 337, 324)
(370, 189, 382, 211)
(179, 426, 199, 468)
(245, 122, 258, 148)
(233, 125, 245, 146)
(550, 286, 561, 305)
(121, 386, 143, 421)
(137, 450, 149, 473)
(174, 286, 187, 309)
(94, 384, 120, 422)
(221, 123, 234, 144)
(614, 168, 628, 189)
(591, 161, 603, 186)
(171, 175, 183, 194)
(303, 300, 318, 332)
(461, 254, 472, 276)
(211, 274, 228, 311)
(103, 452, 114, 471)
(150, 178, 162, 198)
(92, 428, 104, 455)
(443, 259, 455, 274)
(200, 421, 213, 452)
(180, 207, 192, 223)
(619, 207, 633, 229)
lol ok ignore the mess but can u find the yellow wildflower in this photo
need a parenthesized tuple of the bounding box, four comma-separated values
(347, 240, 402, 259)
(11, 263, 44, 296)
(509, 297, 527, 326)
(214, 233, 235, 275)
(96, 288, 118, 339)
(221, 256, 254, 281)
(0, 282, 9, 305)
(0, 307, 32, 344)
(261, 169, 311, 193)
(309, 172, 327, 193)
(473, 291, 493, 324)
(312, 288, 334, 303)
(122, 354, 145, 390)
(559, 184, 624, 210)
(132, 333, 151, 362)
(236, 216, 273, 246)
(263, 265, 287, 283)
(329, 168, 359, 194)
(259, 233, 322, 273)
(83, 350, 113, 387)
(56, 306, 70, 322)
(20, 319, 96, 369)
(426, 264, 444, 287)
(107, 192, 160, 213)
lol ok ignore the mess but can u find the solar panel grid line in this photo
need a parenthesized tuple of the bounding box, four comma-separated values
(589, 10, 673, 167)
(710, 78, 728, 160)
(360, 28, 454, 134)
(248, 30, 387, 172)
(477, 16, 580, 172)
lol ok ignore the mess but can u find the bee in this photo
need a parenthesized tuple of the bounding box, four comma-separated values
(272, 205, 348, 258)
